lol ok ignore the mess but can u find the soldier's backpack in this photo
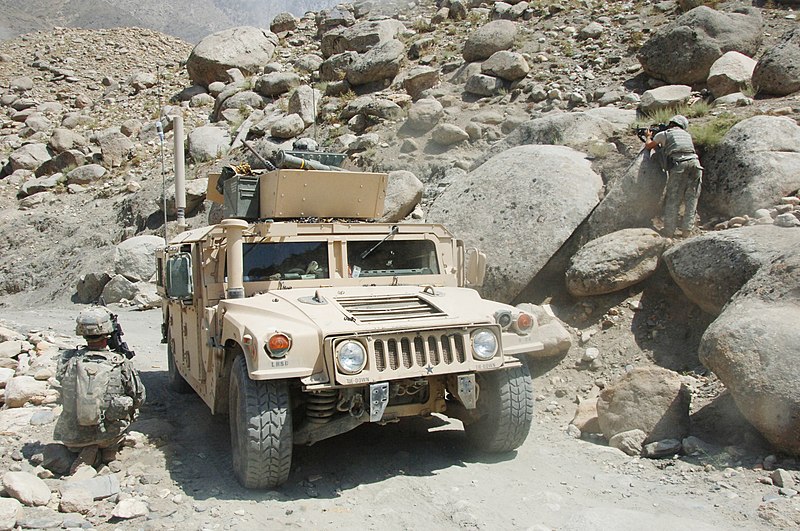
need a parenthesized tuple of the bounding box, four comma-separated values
(55, 349, 145, 448)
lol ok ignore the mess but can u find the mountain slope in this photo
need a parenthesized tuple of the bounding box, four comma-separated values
(0, 0, 340, 43)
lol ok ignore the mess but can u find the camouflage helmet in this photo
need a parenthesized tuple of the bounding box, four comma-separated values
(669, 115, 689, 130)
(75, 307, 114, 337)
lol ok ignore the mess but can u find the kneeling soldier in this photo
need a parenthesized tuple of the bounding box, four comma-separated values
(54, 308, 145, 464)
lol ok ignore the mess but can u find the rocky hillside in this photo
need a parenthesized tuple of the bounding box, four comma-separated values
(0, 0, 800, 526)
(0, 0, 340, 43)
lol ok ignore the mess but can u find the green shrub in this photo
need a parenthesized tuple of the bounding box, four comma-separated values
(636, 101, 711, 128)
(690, 113, 742, 150)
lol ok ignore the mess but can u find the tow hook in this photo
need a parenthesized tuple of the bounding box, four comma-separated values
(458, 374, 477, 409)
(369, 382, 389, 422)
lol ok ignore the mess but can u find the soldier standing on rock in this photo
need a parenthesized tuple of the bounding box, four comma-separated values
(53, 307, 145, 468)
(644, 114, 703, 238)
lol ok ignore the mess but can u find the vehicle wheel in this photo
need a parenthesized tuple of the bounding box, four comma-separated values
(229, 353, 292, 489)
(167, 341, 193, 394)
(464, 361, 534, 453)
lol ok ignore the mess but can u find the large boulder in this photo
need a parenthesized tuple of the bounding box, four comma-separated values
(699, 226, 800, 454)
(316, 5, 356, 36)
(34, 149, 84, 178)
(463, 20, 517, 63)
(98, 131, 134, 168)
(639, 85, 692, 115)
(271, 114, 306, 139)
(379, 170, 424, 222)
(480, 112, 619, 163)
(321, 19, 406, 58)
(566, 229, 670, 297)
(0, 368, 15, 388)
(164, 178, 208, 217)
(187, 27, 279, 87)
(2, 472, 51, 507)
(346, 39, 405, 87)
(254, 72, 302, 97)
(294, 54, 323, 75)
(0, 497, 22, 530)
(320, 51, 358, 82)
(405, 98, 444, 132)
(9, 143, 51, 172)
(0, 327, 24, 342)
(637, 6, 762, 85)
(49, 128, 87, 154)
(597, 367, 691, 443)
(218, 90, 265, 112)
(187, 126, 231, 163)
(270, 12, 297, 34)
(584, 151, 667, 241)
(341, 97, 402, 122)
(3, 376, 48, 408)
(464, 74, 505, 97)
(113, 235, 165, 282)
(288, 85, 322, 127)
(431, 124, 469, 146)
(481, 50, 530, 81)
(18, 173, 64, 198)
(101, 275, 140, 304)
(75, 272, 112, 304)
(402, 67, 440, 100)
(662, 226, 787, 315)
(676, 225, 800, 454)
(752, 27, 800, 96)
(707, 51, 756, 98)
(66, 164, 106, 185)
(703, 115, 800, 217)
(62, 474, 120, 501)
(0, 340, 24, 359)
(427, 145, 602, 303)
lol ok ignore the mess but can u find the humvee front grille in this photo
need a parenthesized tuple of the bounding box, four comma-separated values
(336, 294, 446, 323)
(373, 331, 467, 373)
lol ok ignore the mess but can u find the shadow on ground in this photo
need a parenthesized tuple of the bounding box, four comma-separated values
(132, 369, 520, 503)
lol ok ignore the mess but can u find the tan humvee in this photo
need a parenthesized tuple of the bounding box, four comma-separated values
(157, 160, 566, 489)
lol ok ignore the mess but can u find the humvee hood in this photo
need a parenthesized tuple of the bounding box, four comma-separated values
(220, 285, 503, 335)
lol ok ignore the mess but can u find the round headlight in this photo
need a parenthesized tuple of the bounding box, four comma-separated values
(472, 329, 498, 361)
(336, 340, 367, 374)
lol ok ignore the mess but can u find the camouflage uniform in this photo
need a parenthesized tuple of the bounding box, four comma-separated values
(651, 115, 703, 236)
(53, 309, 145, 449)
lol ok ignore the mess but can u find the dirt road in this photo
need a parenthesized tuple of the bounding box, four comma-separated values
(0, 305, 778, 530)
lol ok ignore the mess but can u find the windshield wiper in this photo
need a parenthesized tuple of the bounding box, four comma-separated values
(360, 225, 399, 260)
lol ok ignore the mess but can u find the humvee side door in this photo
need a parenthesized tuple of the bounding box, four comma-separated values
(165, 249, 203, 385)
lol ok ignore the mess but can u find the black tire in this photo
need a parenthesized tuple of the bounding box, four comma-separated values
(229, 354, 292, 489)
(464, 361, 534, 453)
(167, 341, 193, 394)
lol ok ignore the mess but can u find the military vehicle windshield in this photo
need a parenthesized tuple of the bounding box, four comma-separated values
(242, 241, 329, 281)
(347, 240, 439, 278)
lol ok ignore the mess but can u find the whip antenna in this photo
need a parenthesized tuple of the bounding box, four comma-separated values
(158, 120, 167, 240)
(312, 82, 318, 145)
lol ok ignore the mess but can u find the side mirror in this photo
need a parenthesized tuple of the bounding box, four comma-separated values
(464, 247, 487, 288)
(166, 253, 193, 300)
